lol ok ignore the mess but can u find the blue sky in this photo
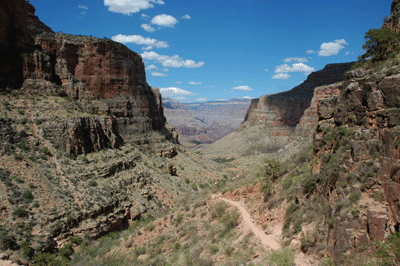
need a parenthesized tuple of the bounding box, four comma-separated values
(30, 0, 392, 103)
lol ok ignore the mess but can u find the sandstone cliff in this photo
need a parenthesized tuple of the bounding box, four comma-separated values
(244, 63, 354, 137)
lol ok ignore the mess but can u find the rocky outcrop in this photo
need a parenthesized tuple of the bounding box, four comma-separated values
(244, 63, 354, 136)
(309, 67, 400, 264)
(26, 1, 54, 38)
(383, 0, 400, 32)
(43, 116, 123, 156)
(294, 82, 342, 138)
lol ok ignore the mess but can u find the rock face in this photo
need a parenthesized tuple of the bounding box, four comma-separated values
(0, 0, 33, 90)
(26, 1, 54, 38)
(294, 82, 342, 138)
(383, 0, 400, 32)
(309, 67, 400, 264)
(244, 63, 354, 136)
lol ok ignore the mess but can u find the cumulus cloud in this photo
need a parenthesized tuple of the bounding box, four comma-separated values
(232, 85, 253, 91)
(182, 14, 191, 19)
(141, 51, 205, 68)
(272, 73, 291, 80)
(242, 96, 253, 99)
(274, 63, 315, 75)
(189, 82, 201, 85)
(196, 98, 208, 102)
(141, 23, 156, 33)
(159, 87, 196, 97)
(111, 34, 168, 49)
(306, 50, 316, 54)
(151, 14, 178, 27)
(78, 5, 88, 9)
(283, 57, 308, 63)
(318, 39, 348, 56)
(146, 64, 157, 70)
(104, 0, 165, 15)
(151, 72, 168, 77)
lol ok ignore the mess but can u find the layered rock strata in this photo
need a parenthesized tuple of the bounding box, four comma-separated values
(244, 63, 354, 137)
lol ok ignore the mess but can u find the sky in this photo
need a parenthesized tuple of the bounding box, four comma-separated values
(30, 0, 393, 103)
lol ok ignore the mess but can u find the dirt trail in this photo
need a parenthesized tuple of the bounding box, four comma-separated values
(213, 194, 281, 250)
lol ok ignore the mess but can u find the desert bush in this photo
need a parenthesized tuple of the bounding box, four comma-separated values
(211, 201, 229, 219)
(13, 206, 28, 217)
(267, 248, 295, 266)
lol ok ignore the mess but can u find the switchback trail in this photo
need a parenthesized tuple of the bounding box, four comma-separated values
(213, 194, 281, 251)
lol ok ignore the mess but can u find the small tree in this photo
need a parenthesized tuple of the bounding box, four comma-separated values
(362, 28, 400, 62)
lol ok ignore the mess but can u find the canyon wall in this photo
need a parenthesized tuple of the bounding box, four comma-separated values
(0, 1, 191, 259)
(244, 63, 354, 137)
(308, 66, 400, 264)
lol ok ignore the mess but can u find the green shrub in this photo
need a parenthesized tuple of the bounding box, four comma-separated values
(41, 147, 52, 156)
(21, 241, 34, 258)
(302, 173, 319, 194)
(191, 183, 198, 191)
(32, 252, 68, 266)
(268, 248, 295, 266)
(375, 232, 400, 265)
(13, 206, 28, 217)
(211, 201, 229, 219)
(88, 180, 97, 187)
(59, 243, 74, 259)
(69, 235, 83, 245)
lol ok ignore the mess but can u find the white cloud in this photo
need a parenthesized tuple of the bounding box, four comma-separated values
(242, 96, 253, 99)
(142, 46, 153, 50)
(189, 82, 201, 85)
(175, 81, 182, 84)
(217, 99, 227, 101)
(182, 14, 191, 19)
(141, 23, 156, 33)
(160, 87, 196, 97)
(344, 51, 350, 56)
(196, 98, 208, 102)
(104, 0, 165, 15)
(232, 85, 253, 91)
(283, 57, 308, 63)
(111, 34, 168, 49)
(272, 73, 291, 80)
(151, 72, 168, 77)
(318, 39, 348, 56)
(79, 5, 88, 9)
(146, 64, 157, 70)
(306, 50, 316, 54)
(274, 63, 314, 75)
(163, 68, 169, 72)
(142, 13, 149, 19)
(81, 11, 87, 15)
(141, 51, 205, 68)
(265, 69, 269, 72)
(151, 14, 178, 28)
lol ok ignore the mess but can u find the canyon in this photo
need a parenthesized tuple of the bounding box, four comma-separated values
(163, 98, 251, 146)
(1, 0, 400, 265)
